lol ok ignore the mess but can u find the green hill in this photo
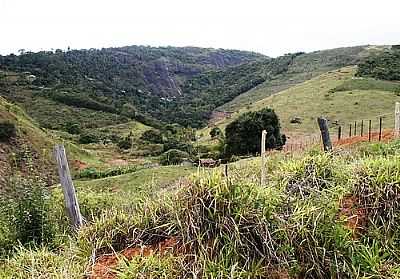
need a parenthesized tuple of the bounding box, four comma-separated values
(202, 66, 400, 141)
(0, 96, 94, 187)
(0, 47, 267, 128)
(217, 45, 384, 113)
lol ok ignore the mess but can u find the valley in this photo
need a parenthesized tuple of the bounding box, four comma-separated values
(1, 43, 400, 278)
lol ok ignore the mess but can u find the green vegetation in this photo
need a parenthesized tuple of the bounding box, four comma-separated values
(205, 67, 400, 139)
(330, 77, 400, 93)
(3, 44, 400, 278)
(75, 165, 140, 180)
(2, 139, 400, 278)
(357, 47, 400, 80)
(219, 45, 369, 112)
(225, 108, 285, 156)
(159, 149, 191, 165)
(0, 47, 266, 129)
(0, 121, 16, 142)
(209, 127, 222, 139)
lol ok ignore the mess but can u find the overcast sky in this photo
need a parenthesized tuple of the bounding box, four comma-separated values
(0, 0, 399, 57)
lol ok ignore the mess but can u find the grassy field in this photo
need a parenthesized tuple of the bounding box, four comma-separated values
(202, 67, 400, 143)
(218, 45, 375, 112)
(2, 139, 400, 278)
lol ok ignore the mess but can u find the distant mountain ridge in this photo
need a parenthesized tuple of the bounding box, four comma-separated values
(0, 44, 394, 130)
(0, 46, 267, 97)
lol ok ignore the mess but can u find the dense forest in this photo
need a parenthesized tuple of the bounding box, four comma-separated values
(0, 46, 267, 128)
(0, 45, 388, 130)
(357, 47, 400, 80)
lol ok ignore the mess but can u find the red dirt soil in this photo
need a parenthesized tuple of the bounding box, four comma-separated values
(89, 237, 179, 279)
(334, 129, 394, 147)
(73, 160, 88, 171)
(339, 195, 367, 237)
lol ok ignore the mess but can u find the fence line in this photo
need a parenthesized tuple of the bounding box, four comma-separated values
(280, 109, 398, 154)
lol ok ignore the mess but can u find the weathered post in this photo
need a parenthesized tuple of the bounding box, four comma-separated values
(395, 102, 400, 138)
(356, 121, 358, 136)
(260, 130, 267, 186)
(54, 144, 83, 230)
(338, 126, 342, 140)
(349, 124, 352, 137)
(379, 117, 383, 141)
(369, 120, 372, 142)
(361, 120, 364, 137)
(317, 117, 332, 152)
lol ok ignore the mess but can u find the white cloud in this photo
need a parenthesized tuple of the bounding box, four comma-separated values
(0, 0, 399, 56)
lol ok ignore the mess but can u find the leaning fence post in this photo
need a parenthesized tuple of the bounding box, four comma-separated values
(395, 102, 400, 138)
(54, 144, 83, 230)
(317, 117, 332, 152)
(260, 130, 267, 186)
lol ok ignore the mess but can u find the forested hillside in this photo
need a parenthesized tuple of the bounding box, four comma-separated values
(357, 46, 400, 80)
(0, 46, 267, 128)
(1, 45, 396, 131)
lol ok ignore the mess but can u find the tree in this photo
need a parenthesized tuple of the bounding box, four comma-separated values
(225, 108, 285, 156)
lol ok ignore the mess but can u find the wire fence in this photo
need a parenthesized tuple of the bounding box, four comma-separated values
(281, 112, 397, 153)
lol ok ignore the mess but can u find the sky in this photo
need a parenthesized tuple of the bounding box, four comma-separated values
(0, 0, 399, 57)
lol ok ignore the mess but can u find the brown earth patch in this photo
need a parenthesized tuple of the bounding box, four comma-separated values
(108, 159, 129, 166)
(335, 129, 394, 147)
(270, 268, 291, 279)
(89, 237, 179, 279)
(208, 110, 234, 126)
(73, 160, 88, 170)
(339, 195, 367, 237)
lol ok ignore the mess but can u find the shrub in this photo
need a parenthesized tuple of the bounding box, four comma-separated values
(0, 176, 56, 254)
(140, 129, 163, 144)
(65, 122, 81, 135)
(76, 166, 139, 180)
(159, 149, 190, 165)
(118, 135, 132, 150)
(0, 121, 16, 142)
(78, 132, 99, 144)
(209, 127, 222, 139)
(225, 108, 285, 156)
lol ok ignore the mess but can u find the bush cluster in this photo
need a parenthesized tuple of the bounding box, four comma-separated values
(0, 121, 16, 142)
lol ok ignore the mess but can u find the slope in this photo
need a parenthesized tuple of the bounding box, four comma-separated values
(217, 45, 382, 113)
(203, 66, 400, 141)
(0, 96, 96, 187)
(0, 46, 267, 128)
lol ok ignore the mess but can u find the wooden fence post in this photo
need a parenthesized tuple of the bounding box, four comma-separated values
(395, 102, 400, 138)
(369, 120, 372, 142)
(361, 120, 364, 137)
(317, 117, 332, 152)
(349, 124, 352, 137)
(54, 144, 83, 230)
(379, 117, 383, 141)
(354, 121, 357, 136)
(338, 126, 342, 140)
(261, 130, 267, 186)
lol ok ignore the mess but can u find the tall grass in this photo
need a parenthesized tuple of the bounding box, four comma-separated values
(2, 141, 400, 278)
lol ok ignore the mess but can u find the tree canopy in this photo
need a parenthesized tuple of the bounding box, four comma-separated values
(225, 108, 285, 156)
